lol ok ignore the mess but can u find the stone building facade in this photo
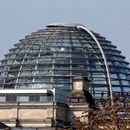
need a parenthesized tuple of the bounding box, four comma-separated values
(0, 76, 89, 130)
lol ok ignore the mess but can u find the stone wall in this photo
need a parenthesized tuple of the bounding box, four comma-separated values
(0, 102, 71, 130)
(0, 102, 56, 129)
(0, 101, 88, 130)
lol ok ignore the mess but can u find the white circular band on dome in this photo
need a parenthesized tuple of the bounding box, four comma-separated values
(77, 25, 113, 100)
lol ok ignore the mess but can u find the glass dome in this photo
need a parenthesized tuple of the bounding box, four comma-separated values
(0, 23, 130, 100)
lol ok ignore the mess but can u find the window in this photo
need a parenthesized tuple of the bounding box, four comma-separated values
(37, 64, 52, 70)
(35, 77, 51, 82)
(54, 64, 70, 70)
(40, 95, 47, 102)
(122, 80, 129, 86)
(29, 95, 40, 102)
(18, 78, 33, 83)
(110, 74, 118, 79)
(6, 95, 16, 102)
(0, 96, 6, 102)
(17, 96, 29, 102)
(112, 87, 121, 92)
(120, 74, 126, 79)
(54, 70, 70, 75)
(53, 77, 70, 83)
(111, 80, 121, 85)
(22, 65, 35, 70)
(20, 71, 33, 76)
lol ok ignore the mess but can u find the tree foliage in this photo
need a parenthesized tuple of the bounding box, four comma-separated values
(68, 96, 130, 130)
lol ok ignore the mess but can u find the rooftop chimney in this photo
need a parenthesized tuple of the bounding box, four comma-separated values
(69, 76, 90, 103)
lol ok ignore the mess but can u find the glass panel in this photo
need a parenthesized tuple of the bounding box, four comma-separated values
(29, 95, 40, 101)
(71, 53, 86, 58)
(24, 59, 36, 63)
(35, 70, 52, 76)
(1, 72, 6, 77)
(19, 48, 29, 52)
(13, 59, 23, 64)
(40, 95, 52, 102)
(54, 70, 70, 75)
(110, 74, 118, 78)
(120, 74, 126, 79)
(3, 66, 9, 71)
(126, 75, 130, 80)
(40, 52, 53, 57)
(72, 64, 88, 70)
(54, 64, 70, 70)
(54, 83, 71, 90)
(93, 80, 107, 84)
(55, 57, 70, 63)
(30, 83, 52, 89)
(111, 80, 121, 85)
(112, 87, 121, 92)
(94, 87, 107, 91)
(35, 77, 51, 82)
(91, 73, 105, 78)
(8, 71, 18, 77)
(38, 57, 53, 63)
(7, 60, 13, 64)
(123, 87, 130, 92)
(53, 77, 70, 83)
(6, 78, 17, 83)
(55, 53, 70, 57)
(48, 95, 52, 102)
(18, 78, 33, 83)
(22, 65, 35, 70)
(16, 84, 32, 89)
(26, 53, 38, 58)
(40, 95, 47, 102)
(72, 70, 87, 76)
(122, 80, 129, 85)
(17, 96, 29, 102)
(0, 96, 6, 102)
(17, 53, 26, 58)
(0, 66, 4, 71)
(20, 71, 33, 76)
(37, 64, 52, 70)
(72, 58, 87, 64)
(6, 95, 16, 102)
(10, 65, 20, 70)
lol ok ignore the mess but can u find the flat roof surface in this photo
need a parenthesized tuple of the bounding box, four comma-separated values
(0, 89, 52, 94)
(47, 23, 86, 28)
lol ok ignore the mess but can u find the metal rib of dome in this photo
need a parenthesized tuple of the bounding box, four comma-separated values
(0, 23, 130, 100)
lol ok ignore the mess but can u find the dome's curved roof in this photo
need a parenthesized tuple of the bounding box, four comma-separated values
(0, 23, 130, 99)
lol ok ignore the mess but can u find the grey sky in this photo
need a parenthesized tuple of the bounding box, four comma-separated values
(0, 0, 130, 62)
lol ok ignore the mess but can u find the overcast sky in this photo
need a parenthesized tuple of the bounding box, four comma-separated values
(0, 0, 130, 62)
